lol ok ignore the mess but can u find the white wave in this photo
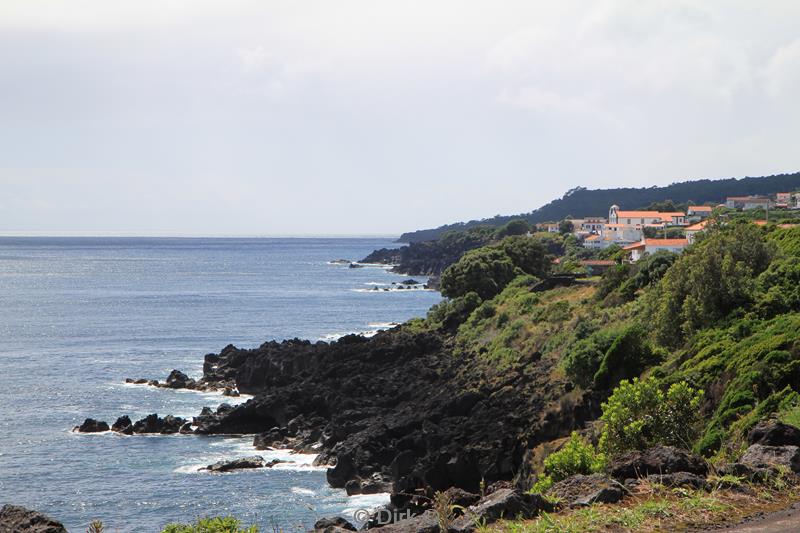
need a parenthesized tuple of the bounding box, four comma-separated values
(351, 286, 433, 293)
(368, 322, 399, 328)
(363, 282, 389, 286)
(291, 487, 316, 496)
(341, 492, 391, 519)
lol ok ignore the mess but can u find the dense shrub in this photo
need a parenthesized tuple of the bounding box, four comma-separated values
(494, 219, 530, 239)
(593, 325, 661, 390)
(648, 224, 774, 345)
(498, 236, 553, 278)
(599, 378, 704, 456)
(563, 325, 659, 390)
(563, 327, 622, 388)
(755, 257, 800, 318)
(768, 226, 800, 257)
(533, 432, 606, 493)
(440, 248, 518, 300)
(426, 292, 482, 329)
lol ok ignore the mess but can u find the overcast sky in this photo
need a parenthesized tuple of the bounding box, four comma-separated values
(1, 1, 799, 236)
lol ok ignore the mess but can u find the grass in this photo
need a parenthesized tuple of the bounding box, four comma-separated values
(492, 478, 799, 533)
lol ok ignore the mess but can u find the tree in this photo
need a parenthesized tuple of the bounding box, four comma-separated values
(494, 219, 530, 239)
(498, 236, 553, 278)
(440, 248, 518, 300)
(649, 223, 774, 345)
(559, 219, 575, 235)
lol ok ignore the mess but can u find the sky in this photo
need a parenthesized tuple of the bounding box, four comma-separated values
(1, 1, 799, 236)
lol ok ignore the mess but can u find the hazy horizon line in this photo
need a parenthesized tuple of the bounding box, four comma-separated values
(0, 231, 401, 239)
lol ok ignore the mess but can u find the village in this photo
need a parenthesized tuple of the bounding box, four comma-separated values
(537, 192, 800, 265)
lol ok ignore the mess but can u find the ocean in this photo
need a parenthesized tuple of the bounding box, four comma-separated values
(0, 237, 440, 532)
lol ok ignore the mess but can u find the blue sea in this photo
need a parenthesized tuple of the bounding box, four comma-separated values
(0, 237, 440, 532)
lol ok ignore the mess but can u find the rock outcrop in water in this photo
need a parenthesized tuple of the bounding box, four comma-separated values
(0, 504, 67, 533)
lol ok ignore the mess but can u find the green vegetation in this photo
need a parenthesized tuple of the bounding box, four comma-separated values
(440, 236, 552, 300)
(161, 517, 258, 533)
(598, 378, 704, 455)
(531, 432, 606, 494)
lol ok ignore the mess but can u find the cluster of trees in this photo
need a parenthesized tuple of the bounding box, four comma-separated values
(439, 235, 552, 300)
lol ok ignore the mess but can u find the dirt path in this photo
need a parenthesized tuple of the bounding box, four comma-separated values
(711, 502, 800, 532)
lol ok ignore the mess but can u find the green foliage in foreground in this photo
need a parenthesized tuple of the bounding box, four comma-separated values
(162, 517, 258, 533)
(599, 378, 704, 456)
(531, 432, 606, 494)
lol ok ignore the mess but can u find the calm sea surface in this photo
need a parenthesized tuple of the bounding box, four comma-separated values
(0, 237, 440, 532)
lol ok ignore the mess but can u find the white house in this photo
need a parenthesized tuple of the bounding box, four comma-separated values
(623, 238, 690, 262)
(608, 205, 686, 227)
(687, 205, 713, 221)
(726, 196, 773, 210)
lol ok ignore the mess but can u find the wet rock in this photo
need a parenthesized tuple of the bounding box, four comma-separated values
(549, 474, 626, 507)
(609, 446, 708, 480)
(111, 415, 133, 435)
(740, 444, 800, 473)
(223, 387, 240, 397)
(179, 422, 194, 434)
(165, 369, 196, 389)
(131, 414, 187, 434)
(0, 504, 67, 533)
(313, 517, 356, 533)
(74, 418, 109, 433)
(203, 455, 266, 472)
(748, 420, 800, 447)
(349, 263, 364, 269)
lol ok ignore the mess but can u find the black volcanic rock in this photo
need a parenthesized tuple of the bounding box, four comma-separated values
(608, 446, 708, 480)
(165, 369, 195, 389)
(748, 420, 800, 446)
(74, 418, 109, 433)
(131, 414, 187, 434)
(203, 456, 266, 472)
(111, 415, 133, 434)
(0, 505, 67, 533)
(182, 328, 596, 496)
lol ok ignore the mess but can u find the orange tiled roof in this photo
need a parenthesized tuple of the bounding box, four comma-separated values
(688, 205, 713, 211)
(686, 220, 709, 231)
(645, 238, 689, 246)
(623, 241, 646, 250)
(616, 211, 662, 218)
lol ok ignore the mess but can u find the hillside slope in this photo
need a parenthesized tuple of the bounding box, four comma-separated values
(399, 172, 800, 242)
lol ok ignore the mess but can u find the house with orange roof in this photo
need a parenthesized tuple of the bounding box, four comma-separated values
(685, 220, 709, 244)
(608, 205, 686, 227)
(623, 238, 690, 262)
(687, 205, 713, 221)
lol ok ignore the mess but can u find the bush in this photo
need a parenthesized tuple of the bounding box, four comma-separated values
(563, 328, 621, 388)
(162, 517, 258, 533)
(426, 292, 482, 329)
(440, 248, 519, 300)
(498, 236, 553, 278)
(562, 325, 659, 390)
(599, 378, 704, 456)
(592, 325, 660, 390)
(494, 218, 530, 239)
(531, 432, 606, 494)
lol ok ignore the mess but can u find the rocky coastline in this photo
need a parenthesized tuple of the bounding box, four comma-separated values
(73, 325, 600, 525)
